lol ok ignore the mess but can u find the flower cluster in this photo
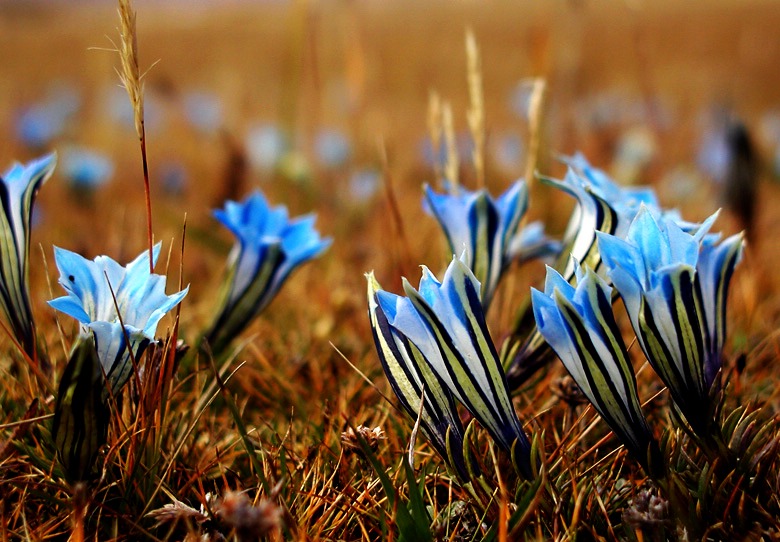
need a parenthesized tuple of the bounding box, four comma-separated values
(368, 153, 744, 481)
(505, 156, 664, 386)
(529, 162, 743, 471)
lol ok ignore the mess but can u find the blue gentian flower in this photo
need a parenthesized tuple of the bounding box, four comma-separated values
(506, 156, 661, 388)
(0, 153, 56, 358)
(205, 190, 331, 354)
(374, 256, 533, 478)
(49, 243, 189, 398)
(367, 272, 471, 480)
(424, 181, 558, 310)
(532, 265, 660, 474)
(597, 206, 743, 431)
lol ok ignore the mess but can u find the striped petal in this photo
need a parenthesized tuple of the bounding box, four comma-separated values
(0, 153, 56, 356)
(377, 257, 532, 477)
(637, 267, 708, 425)
(533, 266, 657, 470)
(367, 272, 470, 479)
(698, 232, 744, 387)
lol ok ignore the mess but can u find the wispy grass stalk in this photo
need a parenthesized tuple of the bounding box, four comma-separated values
(523, 78, 546, 192)
(427, 91, 444, 183)
(442, 102, 459, 190)
(117, 0, 154, 272)
(465, 28, 485, 188)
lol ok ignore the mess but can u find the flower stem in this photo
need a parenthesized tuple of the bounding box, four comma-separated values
(139, 124, 154, 273)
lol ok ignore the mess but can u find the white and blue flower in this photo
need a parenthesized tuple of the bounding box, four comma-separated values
(532, 265, 660, 474)
(597, 206, 743, 431)
(424, 181, 558, 310)
(49, 243, 189, 398)
(373, 256, 532, 478)
(506, 155, 662, 388)
(367, 272, 471, 480)
(205, 190, 331, 354)
(0, 154, 56, 358)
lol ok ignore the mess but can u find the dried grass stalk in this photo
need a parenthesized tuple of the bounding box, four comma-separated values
(427, 91, 443, 184)
(523, 78, 546, 191)
(117, 0, 154, 271)
(466, 28, 485, 188)
(117, 0, 144, 139)
(442, 101, 459, 190)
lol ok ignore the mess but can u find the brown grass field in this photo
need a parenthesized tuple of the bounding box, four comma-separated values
(1, 0, 780, 539)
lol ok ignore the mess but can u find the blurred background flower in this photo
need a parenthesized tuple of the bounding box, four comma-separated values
(60, 146, 114, 197)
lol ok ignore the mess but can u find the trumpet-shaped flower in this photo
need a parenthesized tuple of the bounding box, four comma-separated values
(424, 181, 558, 310)
(49, 243, 189, 398)
(205, 190, 331, 354)
(367, 272, 471, 480)
(506, 156, 662, 388)
(374, 257, 532, 478)
(0, 153, 56, 358)
(597, 206, 743, 431)
(532, 265, 660, 474)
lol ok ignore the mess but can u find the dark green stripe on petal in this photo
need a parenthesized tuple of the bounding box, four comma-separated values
(0, 154, 56, 357)
(51, 337, 108, 482)
(366, 272, 470, 479)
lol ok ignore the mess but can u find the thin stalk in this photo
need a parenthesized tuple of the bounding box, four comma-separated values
(117, 0, 154, 272)
(139, 128, 154, 273)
